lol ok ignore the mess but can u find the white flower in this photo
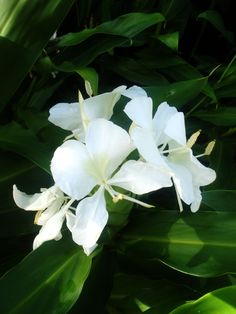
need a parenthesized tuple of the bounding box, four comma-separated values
(48, 85, 147, 141)
(13, 185, 73, 249)
(124, 97, 216, 212)
(51, 118, 171, 254)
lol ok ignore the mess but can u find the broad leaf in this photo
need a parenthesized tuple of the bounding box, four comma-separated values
(170, 285, 236, 314)
(193, 107, 236, 126)
(0, 122, 51, 172)
(145, 77, 208, 108)
(0, 236, 92, 314)
(0, 0, 75, 110)
(56, 12, 165, 47)
(119, 210, 236, 277)
(202, 190, 236, 211)
(108, 273, 198, 314)
(198, 10, 234, 44)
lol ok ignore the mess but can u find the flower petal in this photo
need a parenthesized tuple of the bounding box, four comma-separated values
(164, 112, 187, 145)
(124, 96, 153, 129)
(67, 187, 108, 252)
(85, 119, 133, 179)
(109, 160, 172, 194)
(122, 85, 147, 98)
(186, 152, 216, 186)
(13, 185, 59, 211)
(84, 85, 127, 121)
(51, 140, 97, 200)
(48, 102, 82, 131)
(33, 207, 66, 249)
(153, 102, 185, 145)
(167, 161, 195, 205)
(130, 126, 168, 168)
(37, 197, 65, 226)
(190, 187, 202, 213)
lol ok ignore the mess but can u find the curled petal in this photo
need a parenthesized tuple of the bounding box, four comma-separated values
(13, 185, 61, 211)
(186, 152, 216, 186)
(33, 207, 66, 250)
(153, 102, 183, 145)
(66, 187, 108, 254)
(37, 197, 65, 226)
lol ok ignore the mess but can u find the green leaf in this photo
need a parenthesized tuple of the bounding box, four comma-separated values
(0, 153, 34, 184)
(57, 12, 165, 46)
(202, 190, 236, 211)
(198, 10, 234, 44)
(210, 139, 236, 189)
(105, 56, 168, 86)
(158, 32, 179, 51)
(170, 285, 236, 314)
(0, 236, 92, 314)
(0, 0, 75, 110)
(108, 273, 198, 314)
(76, 67, 99, 95)
(119, 210, 236, 277)
(0, 122, 51, 172)
(71, 250, 114, 313)
(193, 107, 236, 126)
(53, 35, 128, 69)
(145, 77, 208, 108)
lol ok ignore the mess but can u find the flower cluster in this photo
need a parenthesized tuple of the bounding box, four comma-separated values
(13, 84, 216, 255)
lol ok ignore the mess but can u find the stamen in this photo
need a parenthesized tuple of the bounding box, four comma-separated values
(105, 185, 116, 199)
(106, 185, 154, 208)
(204, 140, 216, 155)
(122, 194, 154, 208)
(64, 198, 75, 210)
(34, 210, 43, 225)
(187, 130, 201, 148)
(161, 146, 185, 155)
(196, 140, 216, 158)
(113, 194, 123, 203)
(85, 80, 93, 97)
(78, 90, 89, 132)
(128, 122, 137, 134)
(173, 181, 184, 212)
(64, 133, 76, 141)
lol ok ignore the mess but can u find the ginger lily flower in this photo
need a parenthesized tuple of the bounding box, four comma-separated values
(48, 85, 147, 141)
(51, 118, 172, 254)
(124, 98, 216, 212)
(13, 185, 74, 249)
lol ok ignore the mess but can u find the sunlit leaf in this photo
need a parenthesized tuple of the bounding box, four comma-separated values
(170, 285, 236, 314)
(119, 210, 236, 277)
(0, 0, 75, 110)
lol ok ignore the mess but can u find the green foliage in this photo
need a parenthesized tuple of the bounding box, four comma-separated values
(0, 0, 236, 313)
(170, 285, 236, 314)
(119, 210, 236, 277)
(0, 236, 92, 313)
